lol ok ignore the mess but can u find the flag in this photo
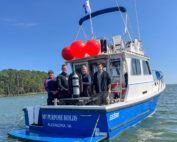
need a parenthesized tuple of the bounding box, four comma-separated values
(83, 0, 91, 14)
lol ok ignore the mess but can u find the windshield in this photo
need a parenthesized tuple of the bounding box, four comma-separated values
(73, 62, 88, 75)
(110, 60, 120, 77)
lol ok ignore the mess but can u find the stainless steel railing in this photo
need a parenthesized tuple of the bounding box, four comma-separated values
(152, 70, 165, 91)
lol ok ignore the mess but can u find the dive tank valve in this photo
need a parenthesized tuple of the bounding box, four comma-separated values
(53, 98, 59, 106)
(72, 72, 80, 98)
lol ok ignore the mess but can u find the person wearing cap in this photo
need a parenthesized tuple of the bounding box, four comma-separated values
(56, 64, 70, 99)
(44, 70, 58, 105)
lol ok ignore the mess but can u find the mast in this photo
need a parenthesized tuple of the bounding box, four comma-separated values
(84, 0, 94, 39)
(89, 9, 94, 39)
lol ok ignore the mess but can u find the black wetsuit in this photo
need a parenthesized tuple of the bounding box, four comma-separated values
(56, 72, 70, 98)
(81, 73, 91, 97)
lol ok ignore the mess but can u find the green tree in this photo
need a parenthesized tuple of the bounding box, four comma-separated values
(0, 69, 48, 96)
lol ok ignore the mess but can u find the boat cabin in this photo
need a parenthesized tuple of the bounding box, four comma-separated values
(64, 35, 153, 105)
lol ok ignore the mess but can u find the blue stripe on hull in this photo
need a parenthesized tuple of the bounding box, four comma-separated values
(107, 95, 159, 138)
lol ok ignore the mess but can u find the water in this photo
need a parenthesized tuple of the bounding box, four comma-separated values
(0, 94, 47, 142)
(0, 85, 177, 142)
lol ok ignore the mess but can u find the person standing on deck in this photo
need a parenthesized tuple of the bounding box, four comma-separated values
(93, 63, 111, 101)
(56, 64, 70, 99)
(44, 70, 58, 105)
(81, 65, 91, 97)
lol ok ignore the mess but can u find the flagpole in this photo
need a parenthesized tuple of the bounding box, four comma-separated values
(88, 0, 94, 39)
(89, 12, 94, 39)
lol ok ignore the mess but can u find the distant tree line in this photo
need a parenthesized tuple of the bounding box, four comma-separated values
(0, 69, 48, 96)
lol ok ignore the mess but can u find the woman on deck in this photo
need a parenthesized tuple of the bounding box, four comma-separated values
(44, 70, 58, 105)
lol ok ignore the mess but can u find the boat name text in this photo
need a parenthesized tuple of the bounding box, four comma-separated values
(42, 114, 78, 122)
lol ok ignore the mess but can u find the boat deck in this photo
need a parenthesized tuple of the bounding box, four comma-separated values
(9, 129, 107, 142)
(40, 85, 165, 113)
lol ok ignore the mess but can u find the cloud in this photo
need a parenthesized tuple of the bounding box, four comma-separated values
(1, 18, 17, 22)
(0, 18, 38, 27)
(13, 22, 38, 27)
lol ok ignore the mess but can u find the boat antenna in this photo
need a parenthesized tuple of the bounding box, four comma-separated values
(127, 14, 136, 40)
(134, 0, 141, 40)
(114, 0, 132, 41)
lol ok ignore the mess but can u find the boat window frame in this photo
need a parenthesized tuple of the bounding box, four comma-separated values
(142, 60, 152, 75)
(73, 62, 88, 75)
(131, 58, 141, 76)
(110, 60, 121, 77)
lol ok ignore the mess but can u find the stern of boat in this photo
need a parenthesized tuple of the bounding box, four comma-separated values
(9, 106, 109, 142)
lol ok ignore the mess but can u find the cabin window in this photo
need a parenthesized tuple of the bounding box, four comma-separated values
(73, 62, 88, 75)
(90, 62, 107, 76)
(131, 58, 141, 75)
(90, 63, 97, 76)
(110, 61, 120, 77)
(143, 61, 151, 75)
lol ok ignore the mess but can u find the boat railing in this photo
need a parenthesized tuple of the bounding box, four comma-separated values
(152, 70, 165, 92)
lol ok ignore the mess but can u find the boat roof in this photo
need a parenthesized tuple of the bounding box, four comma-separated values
(66, 50, 149, 64)
(66, 53, 111, 64)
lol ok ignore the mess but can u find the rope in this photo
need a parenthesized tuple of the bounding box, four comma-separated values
(114, 0, 132, 41)
(134, 0, 141, 40)
(74, 26, 81, 41)
(80, 25, 88, 40)
(8, 116, 24, 133)
(90, 114, 101, 142)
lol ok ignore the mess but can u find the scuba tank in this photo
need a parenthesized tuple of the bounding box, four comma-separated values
(71, 72, 80, 98)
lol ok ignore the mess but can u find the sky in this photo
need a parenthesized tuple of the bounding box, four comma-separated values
(0, 0, 176, 84)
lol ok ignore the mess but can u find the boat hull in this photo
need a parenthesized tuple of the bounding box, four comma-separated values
(107, 95, 159, 138)
(9, 94, 160, 141)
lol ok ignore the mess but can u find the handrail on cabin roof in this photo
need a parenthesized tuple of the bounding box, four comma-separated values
(79, 6, 127, 26)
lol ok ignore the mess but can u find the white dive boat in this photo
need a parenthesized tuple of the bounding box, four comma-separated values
(9, 5, 166, 142)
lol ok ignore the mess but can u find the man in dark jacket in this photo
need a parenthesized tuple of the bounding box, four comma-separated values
(81, 65, 91, 97)
(93, 63, 111, 96)
(44, 70, 58, 105)
(56, 64, 70, 99)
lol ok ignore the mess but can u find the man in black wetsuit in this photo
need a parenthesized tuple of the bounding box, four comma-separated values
(81, 65, 91, 97)
(56, 64, 70, 99)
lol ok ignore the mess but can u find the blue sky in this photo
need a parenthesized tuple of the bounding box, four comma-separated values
(0, 0, 176, 84)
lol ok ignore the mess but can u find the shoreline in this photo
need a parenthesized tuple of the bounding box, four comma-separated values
(0, 92, 47, 98)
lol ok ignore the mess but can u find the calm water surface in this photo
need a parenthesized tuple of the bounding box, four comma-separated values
(0, 85, 177, 142)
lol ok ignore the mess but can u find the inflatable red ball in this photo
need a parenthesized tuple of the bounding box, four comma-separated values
(86, 40, 101, 56)
(62, 46, 74, 60)
(70, 40, 86, 59)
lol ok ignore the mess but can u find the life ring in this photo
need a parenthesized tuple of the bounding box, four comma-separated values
(111, 83, 126, 95)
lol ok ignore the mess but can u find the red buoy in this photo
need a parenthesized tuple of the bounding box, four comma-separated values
(62, 46, 73, 60)
(85, 40, 101, 56)
(70, 40, 86, 59)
